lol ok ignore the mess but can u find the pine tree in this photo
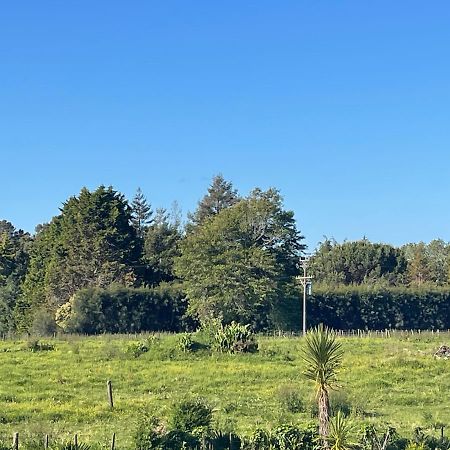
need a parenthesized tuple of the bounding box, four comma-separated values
(188, 174, 239, 229)
(18, 186, 140, 331)
(144, 207, 182, 285)
(131, 187, 153, 238)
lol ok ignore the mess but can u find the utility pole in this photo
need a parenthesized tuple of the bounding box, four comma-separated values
(297, 256, 313, 336)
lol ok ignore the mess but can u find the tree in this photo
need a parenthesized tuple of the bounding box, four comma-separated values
(175, 188, 305, 328)
(310, 239, 407, 286)
(131, 187, 153, 238)
(18, 186, 140, 330)
(403, 242, 429, 286)
(143, 207, 182, 285)
(301, 324, 344, 446)
(0, 220, 32, 332)
(187, 174, 239, 230)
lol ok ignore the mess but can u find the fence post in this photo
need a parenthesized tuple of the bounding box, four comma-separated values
(13, 432, 19, 450)
(45, 434, 49, 450)
(74, 434, 78, 449)
(111, 433, 116, 450)
(107, 380, 114, 409)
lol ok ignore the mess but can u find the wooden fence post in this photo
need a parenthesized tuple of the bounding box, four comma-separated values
(107, 380, 114, 409)
(111, 433, 116, 450)
(13, 432, 19, 450)
(45, 434, 49, 450)
(74, 434, 78, 449)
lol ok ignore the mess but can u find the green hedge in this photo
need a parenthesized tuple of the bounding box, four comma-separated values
(64, 283, 189, 334)
(308, 287, 450, 330)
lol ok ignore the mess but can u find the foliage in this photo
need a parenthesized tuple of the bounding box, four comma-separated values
(54, 443, 91, 450)
(18, 186, 140, 331)
(360, 425, 402, 450)
(212, 322, 258, 354)
(29, 307, 58, 336)
(26, 339, 55, 352)
(327, 411, 357, 450)
(271, 424, 317, 450)
(177, 333, 194, 353)
(308, 286, 450, 330)
(176, 188, 304, 328)
(302, 324, 344, 442)
(310, 238, 407, 286)
(131, 187, 153, 239)
(126, 340, 150, 358)
(0, 220, 32, 332)
(187, 174, 240, 230)
(171, 398, 213, 432)
(143, 208, 182, 285)
(57, 283, 187, 334)
(134, 415, 166, 450)
(277, 385, 305, 413)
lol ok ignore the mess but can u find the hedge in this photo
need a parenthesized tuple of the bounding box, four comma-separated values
(308, 287, 450, 330)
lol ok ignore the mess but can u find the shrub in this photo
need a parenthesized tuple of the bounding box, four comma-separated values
(206, 430, 241, 450)
(213, 322, 258, 354)
(271, 424, 317, 450)
(177, 333, 194, 353)
(160, 430, 199, 450)
(277, 385, 305, 413)
(54, 443, 91, 450)
(126, 340, 150, 358)
(134, 415, 165, 450)
(244, 429, 271, 450)
(171, 398, 213, 432)
(26, 339, 55, 352)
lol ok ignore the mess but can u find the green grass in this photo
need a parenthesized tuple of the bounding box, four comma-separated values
(0, 332, 449, 448)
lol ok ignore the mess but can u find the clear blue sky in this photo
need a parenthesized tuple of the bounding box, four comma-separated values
(1, 1, 449, 250)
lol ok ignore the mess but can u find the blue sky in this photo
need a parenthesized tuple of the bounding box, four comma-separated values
(1, 1, 449, 250)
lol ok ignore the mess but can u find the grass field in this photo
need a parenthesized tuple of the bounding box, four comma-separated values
(0, 332, 449, 448)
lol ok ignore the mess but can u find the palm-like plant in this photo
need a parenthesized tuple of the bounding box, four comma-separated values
(301, 324, 344, 447)
(328, 411, 358, 450)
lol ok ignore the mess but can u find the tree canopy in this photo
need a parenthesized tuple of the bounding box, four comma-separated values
(175, 188, 305, 328)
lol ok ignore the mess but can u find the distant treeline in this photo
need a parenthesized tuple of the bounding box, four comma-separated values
(1, 175, 450, 334)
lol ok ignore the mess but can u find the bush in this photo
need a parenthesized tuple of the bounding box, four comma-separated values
(277, 385, 305, 413)
(26, 339, 55, 352)
(54, 443, 91, 450)
(244, 429, 271, 450)
(134, 415, 165, 450)
(271, 424, 317, 450)
(171, 398, 213, 432)
(213, 322, 258, 354)
(177, 333, 194, 353)
(126, 340, 150, 358)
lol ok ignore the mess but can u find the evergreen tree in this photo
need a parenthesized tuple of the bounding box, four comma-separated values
(131, 187, 153, 238)
(143, 207, 182, 285)
(187, 174, 239, 230)
(18, 186, 140, 330)
(0, 220, 32, 332)
(310, 239, 407, 286)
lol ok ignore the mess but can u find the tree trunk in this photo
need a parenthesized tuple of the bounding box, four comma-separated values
(318, 388, 330, 448)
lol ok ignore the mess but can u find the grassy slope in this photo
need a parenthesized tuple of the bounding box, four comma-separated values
(0, 332, 449, 448)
